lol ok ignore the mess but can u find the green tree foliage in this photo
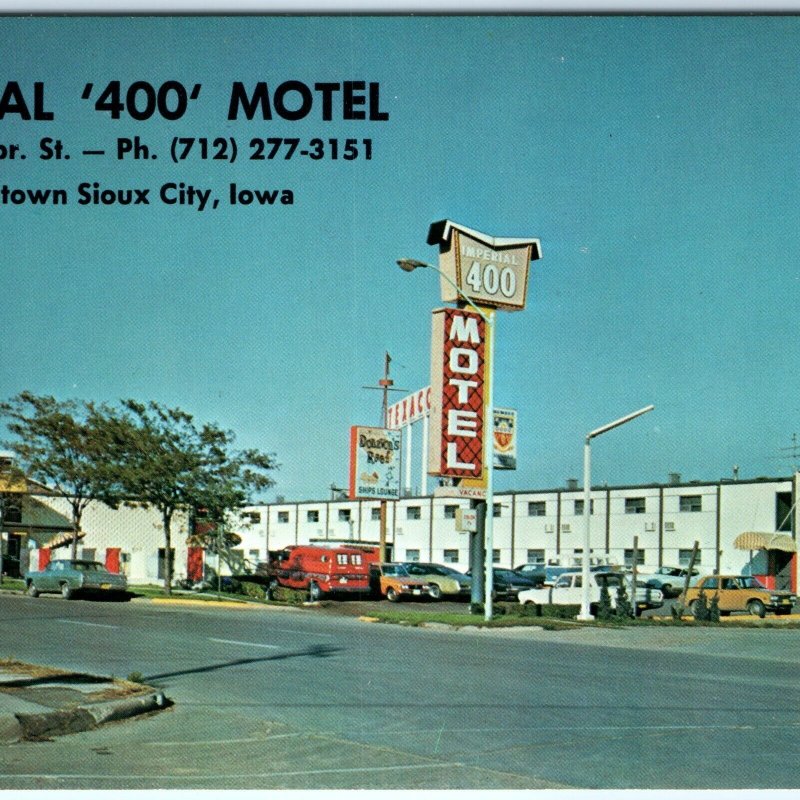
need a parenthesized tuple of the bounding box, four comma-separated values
(108, 400, 277, 594)
(0, 392, 123, 559)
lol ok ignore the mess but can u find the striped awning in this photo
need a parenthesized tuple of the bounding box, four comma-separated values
(733, 532, 797, 553)
(44, 530, 86, 550)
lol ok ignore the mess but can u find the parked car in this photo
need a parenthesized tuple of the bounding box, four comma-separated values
(514, 562, 617, 587)
(680, 574, 796, 618)
(519, 571, 664, 616)
(638, 565, 702, 597)
(368, 563, 430, 602)
(25, 559, 128, 600)
(468, 568, 542, 601)
(401, 562, 471, 599)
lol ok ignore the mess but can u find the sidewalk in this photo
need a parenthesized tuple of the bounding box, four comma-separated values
(0, 660, 169, 744)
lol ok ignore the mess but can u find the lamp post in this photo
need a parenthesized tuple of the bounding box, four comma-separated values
(578, 404, 655, 621)
(397, 258, 496, 620)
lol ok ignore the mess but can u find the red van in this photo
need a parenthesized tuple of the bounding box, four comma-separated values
(259, 544, 380, 601)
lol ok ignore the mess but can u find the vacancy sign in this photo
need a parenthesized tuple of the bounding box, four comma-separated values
(428, 306, 489, 479)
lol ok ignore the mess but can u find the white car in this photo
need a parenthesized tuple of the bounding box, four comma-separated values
(519, 571, 663, 617)
(637, 566, 701, 597)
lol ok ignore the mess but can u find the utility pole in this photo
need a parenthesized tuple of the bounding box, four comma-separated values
(363, 353, 406, 561)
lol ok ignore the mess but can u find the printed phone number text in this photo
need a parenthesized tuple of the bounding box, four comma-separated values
(171, 137, 373, 162)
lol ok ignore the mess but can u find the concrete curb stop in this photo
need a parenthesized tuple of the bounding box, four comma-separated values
(3, 690, 169, 743)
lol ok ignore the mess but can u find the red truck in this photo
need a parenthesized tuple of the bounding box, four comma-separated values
(258, 544, 381, 601)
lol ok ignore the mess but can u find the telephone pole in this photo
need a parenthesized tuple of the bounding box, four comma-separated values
(363, 353, 406, 561)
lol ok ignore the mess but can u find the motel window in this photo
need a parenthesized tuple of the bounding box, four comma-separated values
(307, 509, 320, 523)
(624, 549, 645, 567)
(277, 511, 289, 524)
(679, 548, 702, 566)
(492, 503, 501, 518)
(338, 509, 351, 522)
(492, 549, 501, 563)
(406, 549, 420, 562)
(679, 495, 702, 513)
(776, 492, 793, 531)
(243, 512, 261, 524)
(3, 503, 21, 524)
(371, 508, 381, 521)
(527, 501, 546, 517)
(443, 549, 459, 563)
(407, 506, 422, 520)
(574, 500, 594, 515)
(625, 497, 646, 514)
(444, 505, 458, 519)
(527, 549, 545, 563)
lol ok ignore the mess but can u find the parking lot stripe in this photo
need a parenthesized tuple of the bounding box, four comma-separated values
(60, 620, 119, 629)
(208, 638, 280, 649)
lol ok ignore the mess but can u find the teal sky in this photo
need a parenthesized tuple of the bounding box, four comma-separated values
(2, 15, 800, 500)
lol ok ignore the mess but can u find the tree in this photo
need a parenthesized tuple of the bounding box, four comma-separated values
(0, 392, 122, 560)
(110, 400, 277, 594)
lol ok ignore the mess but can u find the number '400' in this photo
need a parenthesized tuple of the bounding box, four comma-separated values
(464, 261, 517, 298)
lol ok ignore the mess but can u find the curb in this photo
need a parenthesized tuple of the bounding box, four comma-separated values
(0, 690, 169, 744)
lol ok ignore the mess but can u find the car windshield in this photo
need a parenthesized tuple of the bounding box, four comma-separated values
(734, 576, 765, 590)
(596, 574, 624, 587)
(74, 562, 104, 572)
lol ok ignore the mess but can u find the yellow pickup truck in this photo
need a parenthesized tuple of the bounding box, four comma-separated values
(681, 575, 796, 618)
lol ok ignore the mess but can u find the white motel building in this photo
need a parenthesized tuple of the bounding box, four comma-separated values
(4, 472, 798, 593)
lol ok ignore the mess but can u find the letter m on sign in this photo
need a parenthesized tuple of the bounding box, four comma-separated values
(428, 307, 486, 478)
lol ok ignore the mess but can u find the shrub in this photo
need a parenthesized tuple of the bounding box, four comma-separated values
(708, 593, 721, 623)
(242, 582, 266, 601)
(269, 586, 307, 604)
(614, 582, 635, 619)
(597, 583, 615, 621)
(692, 590, 710, 621)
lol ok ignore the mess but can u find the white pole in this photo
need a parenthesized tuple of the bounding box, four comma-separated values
(578, 438, 593, 620)
(483, 310, 495, 622)
(578, 404, 654, 621)
(421, 412, 429, 497)
(404, 423, 413, 496)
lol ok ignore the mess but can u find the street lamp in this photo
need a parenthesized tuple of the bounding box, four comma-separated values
(578, 404, 655, 621)
(397, 258, 496, 621)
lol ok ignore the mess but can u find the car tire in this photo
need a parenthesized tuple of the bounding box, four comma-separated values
(27, 582, 39, 598)
(60, 583, 74, 600)
(747, 599, 766, 618)
(660, 584, 673, 597)
(428, 583, 442, 600)
(308, 581, 323, 602)
(386, 586, 399, 602)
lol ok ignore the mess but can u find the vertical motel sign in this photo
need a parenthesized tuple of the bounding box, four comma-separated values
(426, 220, 541, 486)
(428, 307, 489, 480)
